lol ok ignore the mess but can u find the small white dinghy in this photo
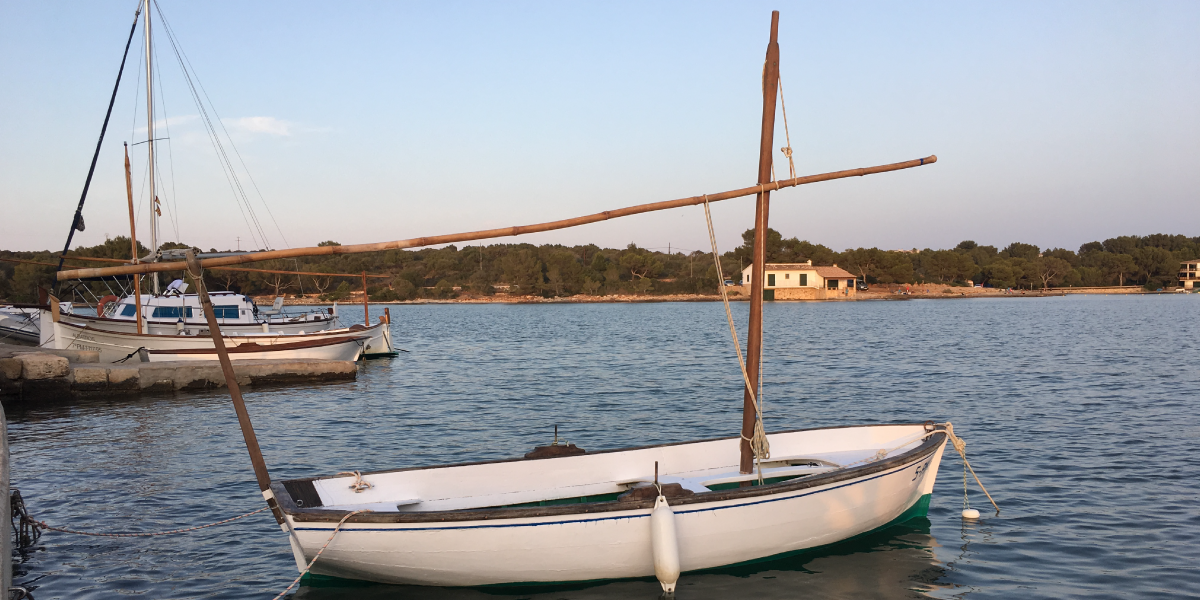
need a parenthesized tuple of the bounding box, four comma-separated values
(274, 423, 949, 587)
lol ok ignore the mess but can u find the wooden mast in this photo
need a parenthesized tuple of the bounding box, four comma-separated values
(123, 143, 144, 334)
(740, 11, 781, 475)
(362, 271, 370, 325)
(185, 250, 285, 525)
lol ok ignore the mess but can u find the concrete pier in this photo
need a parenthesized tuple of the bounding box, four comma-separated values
(0, 343, 356, 402)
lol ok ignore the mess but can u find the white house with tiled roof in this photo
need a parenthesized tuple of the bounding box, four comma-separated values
(739, 261, 858, 300)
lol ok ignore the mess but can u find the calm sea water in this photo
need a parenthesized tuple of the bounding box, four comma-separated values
(6, 295, 1199, 599)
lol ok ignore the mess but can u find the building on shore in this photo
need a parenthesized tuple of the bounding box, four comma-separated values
(1181, 260, 1199, 290)
(739, 261, 858, 300)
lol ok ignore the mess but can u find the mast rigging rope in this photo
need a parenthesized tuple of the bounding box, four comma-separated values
(702, 196, 769, 483)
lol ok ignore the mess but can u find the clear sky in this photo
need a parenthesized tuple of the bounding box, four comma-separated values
(2, 1, 1197, 255)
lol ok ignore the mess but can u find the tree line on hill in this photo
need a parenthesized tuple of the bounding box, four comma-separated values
(1, 232, 1196, 303)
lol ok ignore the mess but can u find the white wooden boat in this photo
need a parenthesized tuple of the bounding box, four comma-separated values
(146, 335, 364, 362)
(0, 306, 40, 345)
(41, 312, 390, 363)
(59, 8, 961, 594)
(274, 424, 949, 586)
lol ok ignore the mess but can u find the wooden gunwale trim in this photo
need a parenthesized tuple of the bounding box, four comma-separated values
(146, 335, 365, 354)
(275, 427, 945, 524)
(57, 156, 937, 282)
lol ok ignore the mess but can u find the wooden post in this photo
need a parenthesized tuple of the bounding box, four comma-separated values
(362, 271, 369, 326)
(123, 143, 143, 334)
(185, 250, 284, 524)
(741, 11, 780, 475)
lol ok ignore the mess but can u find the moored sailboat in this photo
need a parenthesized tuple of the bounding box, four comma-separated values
(59, 10, 977, 593)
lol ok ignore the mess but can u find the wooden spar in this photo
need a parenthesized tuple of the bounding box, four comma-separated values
(362, 271, 369, 326)
(0, 258, 102, 269)
(124, 143, 143, 334)
(184, 250, 285, 525)
(56, 155, 937, 282)
(40, 255, 389, 278)
(741, 11, 780, 475)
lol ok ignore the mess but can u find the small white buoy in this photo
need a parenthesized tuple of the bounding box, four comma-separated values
(962, 508, 981, 520)
(650, 495, 680, 594)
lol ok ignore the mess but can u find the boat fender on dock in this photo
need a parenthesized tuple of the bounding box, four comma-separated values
(650, 494, 680, 594)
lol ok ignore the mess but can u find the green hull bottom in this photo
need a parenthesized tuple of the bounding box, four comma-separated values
(300, 493, 934, 591)
(363, 352, 400, 359)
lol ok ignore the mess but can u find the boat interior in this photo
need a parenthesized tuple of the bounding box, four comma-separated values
(280, 424, 937, 514)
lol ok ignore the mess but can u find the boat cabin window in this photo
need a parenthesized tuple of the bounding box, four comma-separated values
(119, 304, 138, 317)
(151, 306, 193, 318)
(213, 305, 239, 319)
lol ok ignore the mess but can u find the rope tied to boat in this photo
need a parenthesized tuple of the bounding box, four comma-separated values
(337, 470, 373, 493)
(272, 509, 372, 600)
(13, 488, 272, 538)
(941, 422, 1000, 515)
(701, 195, 770, 483)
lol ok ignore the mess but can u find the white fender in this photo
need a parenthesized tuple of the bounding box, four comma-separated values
(650, 495, 680, 593)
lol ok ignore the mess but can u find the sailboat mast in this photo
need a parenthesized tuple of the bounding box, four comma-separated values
(143, 0, 160, 294)
(740, 11, 781, 475)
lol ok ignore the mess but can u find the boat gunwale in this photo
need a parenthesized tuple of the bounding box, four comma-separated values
(274, 424, 945, 524)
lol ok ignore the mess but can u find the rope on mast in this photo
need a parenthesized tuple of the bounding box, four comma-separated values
(702, 196, 769, 483)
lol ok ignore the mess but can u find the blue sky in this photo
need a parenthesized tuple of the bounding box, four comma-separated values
(2, 1, 1197, 255)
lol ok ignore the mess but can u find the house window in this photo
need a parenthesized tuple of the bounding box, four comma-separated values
(767, 274, 775, 287)
(151, 306, 193, 318)
(744, 274, 749, 283)
(213, 305, 240, 319)
(119, 304, 137, 317)
(827, 279, 839, 290)
(799, 274, 808, 286)
(785, 273, 790, 279)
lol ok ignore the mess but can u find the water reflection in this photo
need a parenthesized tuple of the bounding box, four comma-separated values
(292, 518, 947, 600)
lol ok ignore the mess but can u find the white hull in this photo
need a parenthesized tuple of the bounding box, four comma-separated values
(47, 311, 395, 360)
(0, 307, 40, 344)
(146, 337, 364, 362)
(42, 315, 388, 363)
(276, 424, 948, 587)
(59, 311, 335, 336)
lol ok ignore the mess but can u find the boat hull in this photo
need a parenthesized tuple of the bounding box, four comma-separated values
(42, 315, 383, 363)
(146, 337, 364, 362)
(279, 424, 948, 587)
(47, 311, 395, 360)
(0, 307, 39, 344)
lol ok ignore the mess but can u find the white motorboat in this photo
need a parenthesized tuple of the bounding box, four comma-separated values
(146, 335, 365, 362)
(275, 423, 949, 586)
(74, 280, 338, 335)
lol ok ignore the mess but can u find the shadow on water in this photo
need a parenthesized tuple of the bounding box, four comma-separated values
(293, 517, 948, 600)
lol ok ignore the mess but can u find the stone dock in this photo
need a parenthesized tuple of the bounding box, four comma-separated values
(0, 342, 356, 402)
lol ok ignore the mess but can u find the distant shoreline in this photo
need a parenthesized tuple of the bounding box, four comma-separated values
(263, 285, 1172, 307)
